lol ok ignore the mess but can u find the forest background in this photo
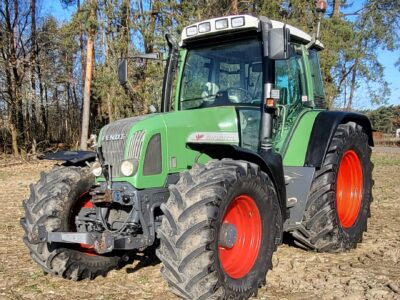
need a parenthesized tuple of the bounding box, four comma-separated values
(0, 0, 399, 157)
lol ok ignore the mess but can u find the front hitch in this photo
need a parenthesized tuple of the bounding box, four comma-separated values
(45, 231, 113, 254)
(45, 231, 151, 254)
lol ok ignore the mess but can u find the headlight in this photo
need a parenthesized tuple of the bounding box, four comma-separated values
(186, 26, 197, 37)
(198, 22, 211, 33)
(231, 16, 245, 28)
(120, 159, 138, 177)
(91, 161, 102, 177)
(215, 18, 228, 30)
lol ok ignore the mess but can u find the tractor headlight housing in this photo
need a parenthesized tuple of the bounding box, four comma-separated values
(91, 161, 103, 177)
(120, 159, 139, 177)
(231, 16, 245, 28)
(198, 22, 211, 33)
(186, 26, 197, 37)
(215, 18, 228, 30)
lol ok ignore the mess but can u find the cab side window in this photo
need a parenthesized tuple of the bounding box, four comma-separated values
(274, 47, 303, 105)
(308, 50, 325, 102)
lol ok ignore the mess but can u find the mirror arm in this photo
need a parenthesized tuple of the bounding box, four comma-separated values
(161, 33, 179, 113)
(307, 0, 327, 49)
(125, 53, 162, 60)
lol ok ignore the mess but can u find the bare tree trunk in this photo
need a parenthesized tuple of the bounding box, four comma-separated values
(30, 0, 37, 154)
(78, 0, 86, 92)
(333, 0, 341, 18)
(107, 93, 113, 123)
(347, 60, 358, 111)
(80, 0, 97, 150)
(121, 0, 130, 56)
(43, 84, 48, 137)
(9, 120, 19, 157)
(231, 0, 238, 14)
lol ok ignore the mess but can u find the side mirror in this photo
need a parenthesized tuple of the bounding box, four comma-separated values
(268, 27, 290, 60)
(118, 59, 128, 85)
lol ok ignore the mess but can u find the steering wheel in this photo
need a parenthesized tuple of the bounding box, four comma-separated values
(226, 87, 254, 103)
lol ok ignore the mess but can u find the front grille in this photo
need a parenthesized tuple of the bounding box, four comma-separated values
(127, 130, 145, 159)
(100, 115, 148, 178)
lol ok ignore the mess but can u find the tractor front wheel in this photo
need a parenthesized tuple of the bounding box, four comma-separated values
(156, 159, 282, 299)
(291, 122, 373, 252)
(20, 166, 125, 280)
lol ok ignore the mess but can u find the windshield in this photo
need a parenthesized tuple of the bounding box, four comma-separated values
(179, 39, 263, 110)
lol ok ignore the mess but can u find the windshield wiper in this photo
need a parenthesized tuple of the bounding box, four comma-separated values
(181, 94, 217, 102)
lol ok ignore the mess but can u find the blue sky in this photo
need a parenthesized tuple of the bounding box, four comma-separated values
(44, 0, 399, 109)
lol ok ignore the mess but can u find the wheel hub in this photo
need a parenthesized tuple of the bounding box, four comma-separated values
(218, 223, 238, 249)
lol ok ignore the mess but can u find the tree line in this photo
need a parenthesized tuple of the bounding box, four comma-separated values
(364, 105, 400, 134)
(0, 0, 399, 156)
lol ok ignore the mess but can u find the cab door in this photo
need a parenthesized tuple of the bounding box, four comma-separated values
(273, 44, 307, 153)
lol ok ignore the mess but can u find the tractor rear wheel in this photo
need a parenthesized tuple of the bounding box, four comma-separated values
(291, 122, 373, 252)
(156, 159, 282, 299)
(20, 166, 125, 280)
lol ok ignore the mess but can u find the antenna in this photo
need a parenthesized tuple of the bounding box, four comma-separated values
(307, 0, 327, 49)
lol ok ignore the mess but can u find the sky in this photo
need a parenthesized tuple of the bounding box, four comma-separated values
(43, 0, 399, 109)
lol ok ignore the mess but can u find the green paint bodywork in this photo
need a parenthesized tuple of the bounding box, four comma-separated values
(282, 110, 320, 166)
(97, 41, 326, 189)
(98, 107, 238, 189)
(97, 106, 320, 189)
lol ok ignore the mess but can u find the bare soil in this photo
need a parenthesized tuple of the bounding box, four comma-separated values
(0, 152, 399, 300)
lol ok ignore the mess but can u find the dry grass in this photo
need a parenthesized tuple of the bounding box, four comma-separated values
(0, 152, 399, 300)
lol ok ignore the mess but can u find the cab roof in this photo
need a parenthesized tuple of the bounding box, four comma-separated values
(181, 15, 324, 49)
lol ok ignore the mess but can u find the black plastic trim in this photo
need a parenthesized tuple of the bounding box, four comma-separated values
(39, 150, 96, 166)
(187, 143, 287, 220)
(143, 133, 162, 175)
(304, 111, 374, 168)
(161, 34, 178, 112)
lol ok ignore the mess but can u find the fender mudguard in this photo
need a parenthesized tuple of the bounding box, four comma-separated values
(304, 111, 374, 168)
(39, 150, 96, 166)
(187, 143, 288, 220)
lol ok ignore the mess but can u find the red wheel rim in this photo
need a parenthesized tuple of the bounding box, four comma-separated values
(76, 193, 97, 256)
(218, 194, 262, 279)
(336, 150, 363, 228)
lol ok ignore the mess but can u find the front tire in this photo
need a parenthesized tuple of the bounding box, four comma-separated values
(291, 122, 373, 252)
(20, 166, 125, 280)
(156, 159, 282, 299)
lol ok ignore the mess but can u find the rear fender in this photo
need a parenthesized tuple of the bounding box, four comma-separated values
(304, 111, 373, 168)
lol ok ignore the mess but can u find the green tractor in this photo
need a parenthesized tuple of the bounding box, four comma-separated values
(21, 4, 373, 300)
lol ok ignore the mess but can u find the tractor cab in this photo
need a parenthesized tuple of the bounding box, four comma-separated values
(169, 15, 325, 154)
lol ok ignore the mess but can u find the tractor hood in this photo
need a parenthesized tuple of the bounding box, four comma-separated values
(98, 107, 239, 189)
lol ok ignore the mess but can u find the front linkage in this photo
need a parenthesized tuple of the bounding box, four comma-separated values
(44, 181, 169, 254)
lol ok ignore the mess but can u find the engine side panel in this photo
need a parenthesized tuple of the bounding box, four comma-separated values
(282, 110, 321, 166)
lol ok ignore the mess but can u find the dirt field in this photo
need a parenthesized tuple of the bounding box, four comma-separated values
(0, 151, 399, 300)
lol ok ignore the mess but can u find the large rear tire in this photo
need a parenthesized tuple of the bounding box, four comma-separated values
(291, 122, 373, 252)
(156, 159, 282, 299)
(20, 166, 125, 280)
